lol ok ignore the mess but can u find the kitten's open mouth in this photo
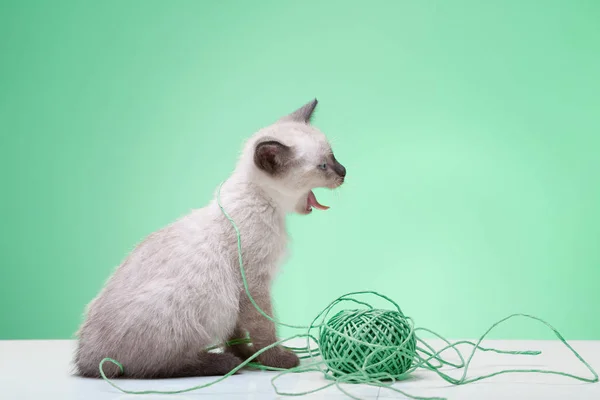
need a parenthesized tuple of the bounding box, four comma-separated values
(305, 190, 329, 213)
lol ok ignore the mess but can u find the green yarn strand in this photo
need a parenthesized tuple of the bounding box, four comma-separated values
(217, 182, 310, 330)
(98, 334, 309, 395)
(98, 181, 598, 399)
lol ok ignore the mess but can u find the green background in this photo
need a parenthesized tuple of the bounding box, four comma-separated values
(1, 0, 599, 341)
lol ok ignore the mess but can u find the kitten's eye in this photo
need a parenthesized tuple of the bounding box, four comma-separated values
(318, 163, 327, 171)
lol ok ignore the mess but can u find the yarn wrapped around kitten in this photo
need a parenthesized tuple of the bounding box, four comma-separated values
(319, 309, 417, 379)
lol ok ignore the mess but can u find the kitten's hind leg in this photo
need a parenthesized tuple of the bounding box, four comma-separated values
(77, 351, 242, 379)
(78, 359, 124, 379)
(187, 352, 242, 377)
(152, 352, 242, 378)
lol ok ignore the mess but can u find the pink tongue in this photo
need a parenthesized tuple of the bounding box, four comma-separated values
(307, 190, 329, 211)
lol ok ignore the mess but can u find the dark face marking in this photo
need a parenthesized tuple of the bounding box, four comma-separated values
(331, 154, 346, 178)
(254, 140, 292, 176)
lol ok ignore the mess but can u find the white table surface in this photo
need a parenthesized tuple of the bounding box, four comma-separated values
(1, 339, 598, 400)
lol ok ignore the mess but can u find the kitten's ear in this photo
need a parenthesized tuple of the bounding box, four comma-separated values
(279, 98, 318, 124)
(254, 139, 292, 175)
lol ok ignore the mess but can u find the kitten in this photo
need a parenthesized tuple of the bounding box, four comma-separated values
(74, 99, 346, 379)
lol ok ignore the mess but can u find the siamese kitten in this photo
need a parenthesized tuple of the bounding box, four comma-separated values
(74, 99, 346, 378)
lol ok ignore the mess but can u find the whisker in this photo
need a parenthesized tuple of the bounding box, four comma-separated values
(328, 136, 340, 146)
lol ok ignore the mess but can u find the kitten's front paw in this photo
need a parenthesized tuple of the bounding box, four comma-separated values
(225, 341, 256, 361)
(258, 346, 300, 369)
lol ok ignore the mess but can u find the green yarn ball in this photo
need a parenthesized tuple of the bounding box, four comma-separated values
(319, 309, 416, 378)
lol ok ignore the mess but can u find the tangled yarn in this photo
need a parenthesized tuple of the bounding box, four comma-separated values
(97, 182, 599, 400)
(319, 309, 416, 378)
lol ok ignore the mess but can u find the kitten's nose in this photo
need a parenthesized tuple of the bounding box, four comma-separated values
(333, 160, 346, 178)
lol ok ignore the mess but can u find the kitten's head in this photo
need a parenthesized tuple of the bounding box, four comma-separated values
(245, 99, 346, 215)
